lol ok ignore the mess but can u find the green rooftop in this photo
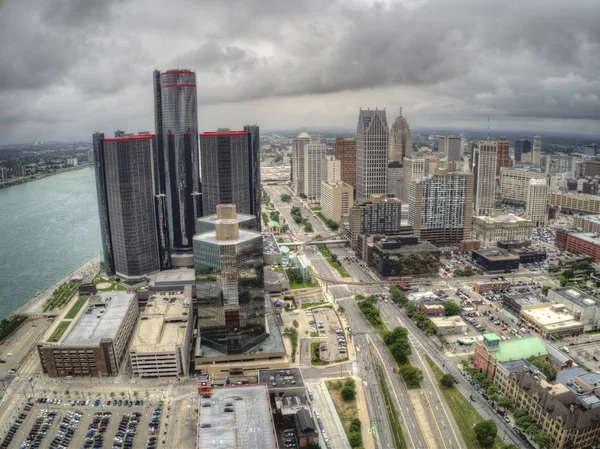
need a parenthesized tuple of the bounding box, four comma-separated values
(495, 337, 548, 362)
(484, 333, 501, 342)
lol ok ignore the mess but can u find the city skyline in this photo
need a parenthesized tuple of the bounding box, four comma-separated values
(1, 0, 599, 144)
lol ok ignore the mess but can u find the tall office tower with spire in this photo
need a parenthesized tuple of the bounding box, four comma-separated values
(200, 129, 252, 217)
(193, 204, 267, 354)
(408, 169, 474, 246)
(243, 124, 261, 231)
(292, 129, 311, 195)
(532, 135, 542, 168)
(334, 137, 357, 187)
(438, 136, 462, 162)
(472, 141, 498, 216)
(356, 108, 388, 203)
(496, 136, 510, 176)
(389, 107, 412, 162)
(304, 135, 326, 202)
(153, 69, 200, 265)
(93, 133, 161, 280)
(525, 178, 549, 227)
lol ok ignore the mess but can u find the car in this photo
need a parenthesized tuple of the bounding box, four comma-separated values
(106, 401, 111, 406)
(504, 416, 511, 423)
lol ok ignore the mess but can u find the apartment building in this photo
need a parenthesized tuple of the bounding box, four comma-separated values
(473, 141, 497, 216)
(525, 178, 549, 226)
(321, 181, 354, 224)
(500, 167, 548, 205)
(549, 192, 600, 214)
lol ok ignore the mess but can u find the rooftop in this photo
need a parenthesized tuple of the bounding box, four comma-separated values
(429, 316, 467, 327)
(473, 214, 531, 224)
(193, 228, 262, 247)
(258, 368, 305, 390)
(197, 385, 277, 449)
(521, 304, 582, 327)
(569, 232, 600, 246)
(263, 234, 282, 255)
(196, 212, 256, 234)
(551, 287, 600, 308)
(489, 336, 548, 362)
(130, 295, 190, 353)
(473, 249, 520, 261)
(374, 238, 440, 254)
(61, 292, 135, 346)
(153, 268, 194, 286)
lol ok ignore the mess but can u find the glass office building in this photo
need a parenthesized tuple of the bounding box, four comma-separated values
(193, 205, 267, 354)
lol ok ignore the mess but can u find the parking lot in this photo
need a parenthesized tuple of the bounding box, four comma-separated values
(1, 397, 161, 449)
(307, 307, 347, 363)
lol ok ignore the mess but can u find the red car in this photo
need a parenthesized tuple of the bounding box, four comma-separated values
(500, 327, 507, 331)
(107, 400, 111, 405)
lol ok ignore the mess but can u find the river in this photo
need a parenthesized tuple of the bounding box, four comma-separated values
(0, 167, 101, 319)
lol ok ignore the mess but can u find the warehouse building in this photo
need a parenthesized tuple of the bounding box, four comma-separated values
(520, 304, 584, 339)
(547, 287, 600, 331)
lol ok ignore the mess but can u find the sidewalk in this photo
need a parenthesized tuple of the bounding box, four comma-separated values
(352, 375, 375, 449)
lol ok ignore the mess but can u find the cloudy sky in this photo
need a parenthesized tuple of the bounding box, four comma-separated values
(0, 0, 599, 144)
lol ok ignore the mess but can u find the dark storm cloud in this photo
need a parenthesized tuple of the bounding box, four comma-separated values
(0, 0, 598, 143)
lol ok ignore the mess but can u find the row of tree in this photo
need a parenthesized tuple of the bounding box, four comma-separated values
(382, 326, 424, 387)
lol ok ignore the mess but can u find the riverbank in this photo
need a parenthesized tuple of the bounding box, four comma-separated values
(0, 163, 93, 190)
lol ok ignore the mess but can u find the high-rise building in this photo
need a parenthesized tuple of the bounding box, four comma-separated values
(388, 107, 412, 162)
(401, 154, 440, 202)
(92, 133, 161, 279)
(304, 136, 326, 202)
(153, 69, 200, 260)
(409, 169, 473, 247)
(472, 141, 498, 216)
(496, 137, 510, 176)
(438, 136, 462, 162)
(291, 130, 311, 195)
(532, 135, 542, 168)
(243, 124, 261, 230)
(322, 155, 341, 183)
(500, 167, 547, 205)
(0, 167, 6, 180)
(525, 178, 549, 227)
(321, 181, 354, 224)
(199, 129, 252, 217)
(334, 137, 356, 187)
(514, 139, 531, 162)
(356, 109, 388, 203)
(386, 162, 403, 197)
(348, 194, 402, 247)
(193, 204, 267, 354)
(13, 164, 25, 178)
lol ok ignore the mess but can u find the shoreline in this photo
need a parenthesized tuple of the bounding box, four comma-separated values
(0, 163, 93, 190)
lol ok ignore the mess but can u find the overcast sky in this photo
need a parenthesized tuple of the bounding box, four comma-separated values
(0, 0, 599, 144)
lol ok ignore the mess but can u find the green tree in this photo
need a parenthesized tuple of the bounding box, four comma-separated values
(280, 194, 291, 202)
(349, 418, 362, 433)
(292, 320, 299, 328)
(474, 420, 498, 448)
(348, 431, 362, 447)
(500, 444, 519, 449)
(440, 373, 455, 388)
(532, 432, 552, 449)
(443, 301, 461, 316)
(389, 340, 412, 364)
(541, 286, 551, 296)
(280, 224, 289, 233)
(399, 365, 423, 388)
(304, 222, 313, 233)
(496, 395, 513, 409)
(527, 356, 556, 381)
(381, 327, 409, 346)
(341, 385, 356, 401)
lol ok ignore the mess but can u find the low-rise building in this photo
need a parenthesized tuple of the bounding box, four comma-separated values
(471, 248, 520, 273)
(38, 292, 138, 377)
(129, 295, 193, 378)
(259, 368, 306, 398)
(420, 303, 445, 315)
(473, 333, 548, 379)
(263, 234, 283, 266)
(554, 230, 600, 263)
(264, 269, 290, 293)
(371, 235, 441, 277)
(573, 214, 600, 234)
(197, 384, 279, 449)
(547, 287, 600, 331)
(549, 191, 600, 214)
(502, 293, 544, 318)
(472, 214, 533, 245)
(508, 247, 547, 264)
(150, 268, 195, 292)
(474, 279, 511, 294)
(429, 316, 467, 335)
(520, 304, 584, 339)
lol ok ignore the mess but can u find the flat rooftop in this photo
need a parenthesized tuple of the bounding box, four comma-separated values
(61, 292, 135, 346)
(473, 214, 531, 224)
(153, 268, 194, 285)
(197, 385, 277, 449)
(429, 316, 467, 327)
(373, 240, 440, 254)
(130, 295, 190, 353)
(263, 234, 282, 255)
(521, 305, 581, 327)
(193, 229, 261, 247)
(259, 368, 305, 390)
(196, 212, 256, 234)
(552, 287, 600, 308)
(571, 232, 600, 245)
(473, 249, 520, 261)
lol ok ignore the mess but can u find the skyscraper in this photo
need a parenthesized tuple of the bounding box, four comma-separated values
(92, 133, 161, 279)
(153, 69, 200, 260)
(356, 108, 388, 203)
(496, 136, 510, 176)
(472, 141, 498, 216)
(525, 178, 549, 227)
(532, 135, 542, 168)
(408, 169, 474, 247)
(439, 136, 462, 162)
(193, 204, 266, 354)
(200, 129, 252, 217)
(334, 137, 356, 187)
(389, 108, 412, 162)
(515, 139, 531, 162)
(402, 154, 440, 202)
(304, 135, 326, 202)
(291, 130, 311, 195)
(243, 124, 261, 231)
(322, 155, 341, 183)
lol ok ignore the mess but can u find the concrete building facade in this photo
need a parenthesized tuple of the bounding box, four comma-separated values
(356, 109, 388, 203)
(500, 167, 548, 205)
(549, 192, 600, 214)
(438, 136, 462, 162)
(292, 130, 311, 195)
(321, 181, 354, 224)
(525, 177, 549, 226)
(401, 154, 440, 202)
(348, 195, 402, 247)
(321, 155, 341, 183)
(532, 135, 542, 168)
(303, 136, 326, 202)
(472, 141, 497, 216)
(472, 214, 533, 244)
(388, 107, 412, 162)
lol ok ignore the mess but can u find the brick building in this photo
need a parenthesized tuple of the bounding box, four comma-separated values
(333, 137, 356, 187)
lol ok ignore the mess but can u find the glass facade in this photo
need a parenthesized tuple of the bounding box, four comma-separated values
(244, 124, 261, 231)
(194, 230, 267, 354)
(156, 70, 200, 252)
(92, 132, 115, 275)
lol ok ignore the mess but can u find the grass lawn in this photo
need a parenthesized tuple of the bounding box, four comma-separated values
(376, 364, 407, 448)
(326, 380, 358, 434)
(316, 245, 350, 277)
(289, 280, 319, 289)
(310, 342, 325, 366)
(64, 296, 88, 319)
(271, 265, 285, 274)
(425, 356, 503, 449)
(47, 321, 72, 343)
(300, 301, 328, 309)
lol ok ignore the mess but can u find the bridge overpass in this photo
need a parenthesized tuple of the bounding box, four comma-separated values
(278, 238, 349, 247)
